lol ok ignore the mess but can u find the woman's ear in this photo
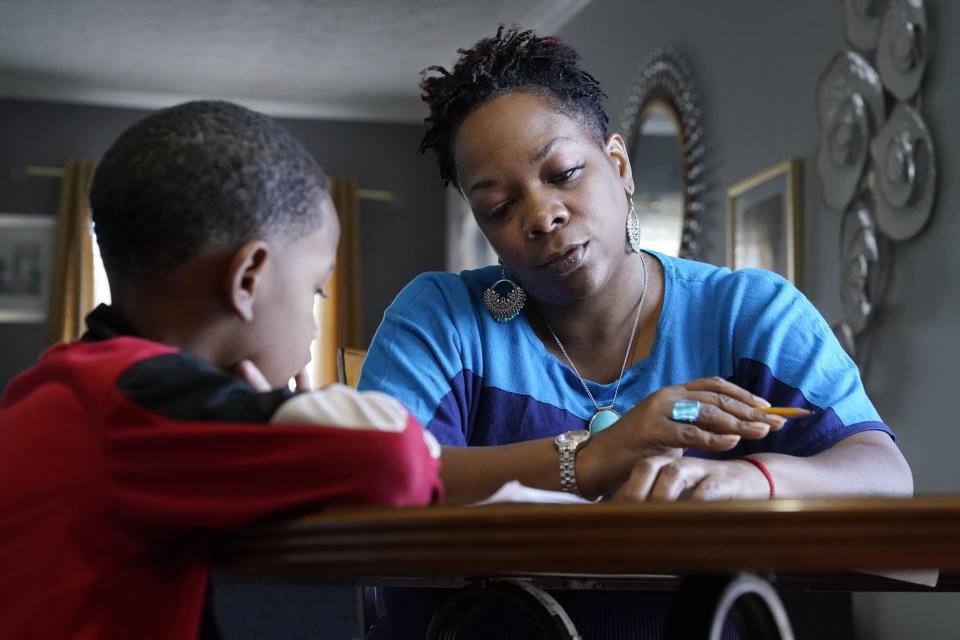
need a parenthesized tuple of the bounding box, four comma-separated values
(605, 132, 635, 195)
(225, 240, 270, 322)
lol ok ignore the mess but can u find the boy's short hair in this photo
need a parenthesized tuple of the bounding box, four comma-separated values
(89, 100, 330, 281)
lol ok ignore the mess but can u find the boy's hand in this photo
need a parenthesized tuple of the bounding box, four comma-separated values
(292, 368, 312, 391)
(232, 360, 312, 392)
(233, 359, 271, 391)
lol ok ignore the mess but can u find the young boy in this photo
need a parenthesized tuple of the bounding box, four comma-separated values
(0, 101, 443, 639)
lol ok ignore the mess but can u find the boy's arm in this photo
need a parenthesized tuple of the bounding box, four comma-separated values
(105, 353, 442, 529)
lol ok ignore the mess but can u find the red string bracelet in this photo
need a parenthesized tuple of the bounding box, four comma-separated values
(737, 456, 775, 498)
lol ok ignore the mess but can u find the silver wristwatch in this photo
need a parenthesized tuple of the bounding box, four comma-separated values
(554, 429, 591, 497)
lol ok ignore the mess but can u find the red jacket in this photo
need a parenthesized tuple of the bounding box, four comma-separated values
(0, 306, 443, 639)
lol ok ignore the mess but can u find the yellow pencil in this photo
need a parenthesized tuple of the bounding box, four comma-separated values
(754, 407, 813, 417)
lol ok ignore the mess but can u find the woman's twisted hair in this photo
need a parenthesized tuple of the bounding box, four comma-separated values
(418, 25, 609, 187)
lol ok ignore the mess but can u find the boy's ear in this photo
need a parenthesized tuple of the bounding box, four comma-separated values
(226, 240, 270, 322)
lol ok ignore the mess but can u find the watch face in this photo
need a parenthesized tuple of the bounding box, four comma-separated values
(557, 429, 591, 447)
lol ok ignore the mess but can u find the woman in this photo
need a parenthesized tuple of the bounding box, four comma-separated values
(359, 25, 912, 639)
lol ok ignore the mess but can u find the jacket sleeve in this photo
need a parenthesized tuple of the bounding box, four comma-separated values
(104, 354, 443, 529)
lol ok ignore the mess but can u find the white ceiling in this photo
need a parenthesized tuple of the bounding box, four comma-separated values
(0, 0, 591, 122)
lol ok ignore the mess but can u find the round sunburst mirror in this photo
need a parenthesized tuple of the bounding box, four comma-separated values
(621, 47, 706, 260)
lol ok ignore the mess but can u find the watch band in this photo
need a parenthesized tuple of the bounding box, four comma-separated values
(558, 446, 581, 496)
(554, 430, 589, 497)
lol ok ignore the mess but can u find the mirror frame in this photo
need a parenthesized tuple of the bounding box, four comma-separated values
(620, 47, 706, 260)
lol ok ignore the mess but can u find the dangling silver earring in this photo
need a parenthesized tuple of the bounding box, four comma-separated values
(626, 196, 642, 254)
(483, 270, 526, 322)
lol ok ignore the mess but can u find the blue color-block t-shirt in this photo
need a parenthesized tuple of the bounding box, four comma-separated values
(360, 252, 891, 456)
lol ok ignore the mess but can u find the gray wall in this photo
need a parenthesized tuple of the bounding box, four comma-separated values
(559, 1, 958, 637)
(0, 99, 445, 391)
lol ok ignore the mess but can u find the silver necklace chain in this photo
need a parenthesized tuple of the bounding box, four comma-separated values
(546, 252, 649, 412)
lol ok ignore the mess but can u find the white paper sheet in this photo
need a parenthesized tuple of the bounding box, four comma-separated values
(470, 480, 593, 505)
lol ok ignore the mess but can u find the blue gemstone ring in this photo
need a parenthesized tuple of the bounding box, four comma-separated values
(671, 399, 701, 422)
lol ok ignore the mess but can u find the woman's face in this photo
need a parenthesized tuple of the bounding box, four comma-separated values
(453, 92, 635, 306)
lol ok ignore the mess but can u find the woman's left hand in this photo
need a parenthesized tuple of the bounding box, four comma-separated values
(610, 456, 771, 501)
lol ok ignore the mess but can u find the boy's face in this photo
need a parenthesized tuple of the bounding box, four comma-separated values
(247, 194, 340, 387)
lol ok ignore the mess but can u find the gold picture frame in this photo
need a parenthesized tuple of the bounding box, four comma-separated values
(726, 159, 804, 288)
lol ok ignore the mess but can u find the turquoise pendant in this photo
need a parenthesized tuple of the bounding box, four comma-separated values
(588, 407, 621, 434)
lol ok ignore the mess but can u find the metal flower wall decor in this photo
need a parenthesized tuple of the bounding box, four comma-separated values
(819, 0, 936, 367)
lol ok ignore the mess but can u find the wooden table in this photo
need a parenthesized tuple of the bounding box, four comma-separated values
(216, 496, 960, 639)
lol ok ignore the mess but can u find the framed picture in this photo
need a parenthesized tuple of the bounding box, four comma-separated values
(0, 214, 57, 323)
(726, 159, 804, 287)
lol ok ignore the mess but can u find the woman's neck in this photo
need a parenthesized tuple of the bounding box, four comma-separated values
(529, 252, 664, 383)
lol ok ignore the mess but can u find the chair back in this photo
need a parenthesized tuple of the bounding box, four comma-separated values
(336, 347, 367, 388)
(335, 345, 378, 632)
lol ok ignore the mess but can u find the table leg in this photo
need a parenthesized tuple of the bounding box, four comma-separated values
(426, 578, 581, 640)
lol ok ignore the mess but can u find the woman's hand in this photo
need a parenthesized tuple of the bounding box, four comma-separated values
(579, 377, 786, 497)
(617, 376, 786, 455)
(610, 456, 771, 501)
(609, 430, 914, 501)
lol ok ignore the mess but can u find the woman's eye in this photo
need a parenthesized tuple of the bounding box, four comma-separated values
(316, 289, 331, 300)
(551, 164, 584, 184)
(483, 202, 512, 219)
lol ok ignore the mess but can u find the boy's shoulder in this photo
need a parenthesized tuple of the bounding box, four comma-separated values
(0, 336, 179, 439)
(4, 336, 175, 399)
